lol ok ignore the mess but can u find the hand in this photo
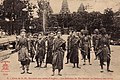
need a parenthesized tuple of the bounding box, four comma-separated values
(28, 53, 31, 57)
(35, 51, 36, 54)
(90, 48, 92, 51)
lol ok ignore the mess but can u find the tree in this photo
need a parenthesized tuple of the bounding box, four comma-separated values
(102, 8, 114, 32)
(37, 0, 53, 32)
(0, 4, 4, 20)
(1, 0, 29, 34)
(87, 11, 102, 33)
(1, 0, 34, 34)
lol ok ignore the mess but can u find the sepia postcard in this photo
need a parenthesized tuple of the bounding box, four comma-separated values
(0, 0, 120, 80)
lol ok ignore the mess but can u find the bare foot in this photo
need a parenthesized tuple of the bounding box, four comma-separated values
(83, 63, 86, 65)
(77, 66, 81, 69)
(107, 70, 113, 72)
(27, 72, 32, 74)
(21, 71, 25, 74)
(51, 74, 54, 76)
(58, 74, 62, 76)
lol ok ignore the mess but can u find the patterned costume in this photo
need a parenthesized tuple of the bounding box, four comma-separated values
(81, 34, 91, 65)
(79, 34, 84, 60)
(70, 36, 80, 64)
(92, 29, 99, 59)
(46, 36, 54, 64)
(15, 36, 31, 74)
(96, 28, 113, 72)
(17, 37, 30, 63)
(66, 35, 72, 63)
(28, 38, 35, 62)
(97, 34, 111, 62)
(92, 34, 99, 54)
(52, 37, 66, 70)
(35, 37, 46, 67)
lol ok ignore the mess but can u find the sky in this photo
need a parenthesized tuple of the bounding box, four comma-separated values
(29, 0, 120, 14)
(0, 0, 120, 14)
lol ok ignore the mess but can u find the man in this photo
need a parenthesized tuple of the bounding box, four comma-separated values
(92, 29, 99, 60)
(12, 29, 32, 74)
(28, 33, 35, 62)
(44, 32, 54, 68)
(70, 31, 80, 68)
(81, 30, 92, 65)
(65, 31, 73, 64)
(35, 33, 45, 68)
(52, 31, 66, 76)
(42, 35, 47, 63)
(96, 28, 113, 73)
(79, 29, 85, 60)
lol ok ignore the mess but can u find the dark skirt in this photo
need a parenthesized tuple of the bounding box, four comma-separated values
(70, 48, 79, 63)
(98, 46, 110, 62)
(66, 50, 71, 59)
(46, 51, 53, 64)
(18, 47, 29, 62)
(29, 49, 35, 58)
(52, 50, 64, 70)
(21, 59, 30, 66)
(70, 55, 79, 63)
(35, 48, 44, 62)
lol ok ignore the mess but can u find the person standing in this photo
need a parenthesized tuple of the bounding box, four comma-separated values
(12, 29, 32, 74)
(42, 36, 47, 63)
(35, 33, 45, 68)
(96, 28, 113, 73)
(92, 29, 99, 60)
(65, 31, 73, 64)
(52, 31, 66, 76)
(28, 34, 35, 62)
(79, 29, 85, 60)
(70, 31, 81, 68)
(82, 30, 92, 65)
(44, 32, 54, 68)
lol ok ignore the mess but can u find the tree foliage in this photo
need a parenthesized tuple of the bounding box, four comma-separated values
(49, 8, 115, 34)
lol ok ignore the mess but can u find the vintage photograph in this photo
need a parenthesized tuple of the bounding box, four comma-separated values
(0, 0, 120, 80)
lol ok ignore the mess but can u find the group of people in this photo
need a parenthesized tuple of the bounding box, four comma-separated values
(12, 27, 113, 76)
(66, 28, 113, 73)
(66, 29, 91, 68)
(12, 29, 66, 76)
